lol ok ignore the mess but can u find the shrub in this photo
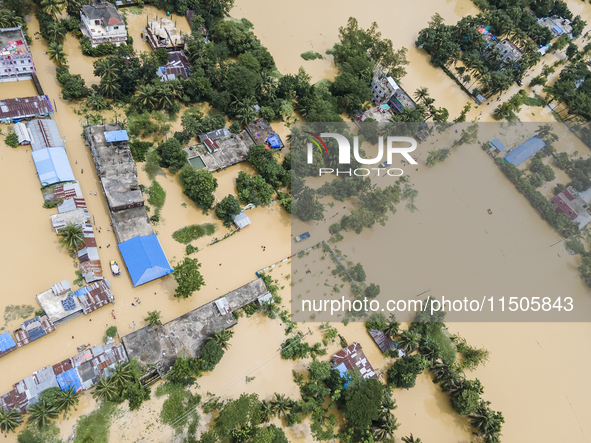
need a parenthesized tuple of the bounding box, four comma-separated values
(43, 201, 57, 209)
(106, 326, 117, 337)
(172, 223, 216, 244)
(5, 133, 19, 148)
(200, 340, 224, 372)
(129, 140, 153, 162)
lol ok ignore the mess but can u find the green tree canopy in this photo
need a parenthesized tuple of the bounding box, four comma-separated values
(173, 257, 205, 299)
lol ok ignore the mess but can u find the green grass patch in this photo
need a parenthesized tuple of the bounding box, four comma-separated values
(301, 51, 323, 61)
(74, 401, 117, 443)
(148, 181, 166, 211)
(523, 96, 545, 107)
(156, 382, 201, 434)
(172, 223, 216, 244)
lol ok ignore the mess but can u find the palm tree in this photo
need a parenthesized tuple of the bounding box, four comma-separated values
(27, 400, 59, 428)
(0, 407, 23, 436)
(401, 434, 422, 443)
(207, 329, 234, 350)
(63, 0, 88, 17)
(58, 386, 80, 416)
(383, 320, 400, 339)
(413, 87, 430, 105)
(92, 376, 118, 402)
(41, 0, 64, 20)
(0, 10, 24, 28)
(135, 84, 158, 111)
(398, 330, 421, 354)
(270, 393, 292, 418)
(261, 300, 280, 319)
(235, 107, 255, 127)
(46, 21, 67, 44)
(260, 400, 273, 423)
(145, 310, 162, 327)
(109, 362, 133, 388)
(372, 416, 399, 441)
(47, 42, 67, 66)
(469, 404, 504, 442)
(99, 77, 120, 99)
(57, 224, 84, 251)
(93, 58, 118, 82)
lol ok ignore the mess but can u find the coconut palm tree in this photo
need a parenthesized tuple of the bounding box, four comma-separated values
(235, 106, 255, 127)
(0, 407, 23, 435)
(135, 84, 158, 111)
(27, 400, 59, 428)
(40, 0, 64, 20)
(109, 362, 133, 388)
(47, 42, 67, 66)
(260, 400, 273, 423)
(413, 87, 430, 105)
(93, 58, 118, 82)
(372, 416, 399, 441)
(99, 77, 120, 99)
(92, 376, 118, 402)
(401, 434, 422, 443)
(57, 386, 80, 416)
(57, 224, 84, 251)
(0, 10, 24, 28)
(145, 310, 162, 327)
(398, 330, 421, 354)
(469, 404, 504, 441)
(270, 393, 292, 418)
(63, 0, 88, 17)
(207, 329, 234, 350)
(46, 21, 67, 44)
(383, 320, 400, 340)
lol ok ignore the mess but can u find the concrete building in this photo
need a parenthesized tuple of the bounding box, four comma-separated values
(369, 68, 416, 114)
(551, 186, 591, 230)
(538, 16, 572, 38)
(496, 39, 523, 63)
(0, 95, 53, 123)
(192, 130, 254, 171)
(142, 17, 184, 51)
(122, 278, 269, 368)
(80, 0, 127, 47)
(0, 26, 35, 82)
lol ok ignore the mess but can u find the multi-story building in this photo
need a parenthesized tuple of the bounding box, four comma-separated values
(80, 0, 126, 47)
(369, 68, 416, 114)
(0, 26, 35, 82)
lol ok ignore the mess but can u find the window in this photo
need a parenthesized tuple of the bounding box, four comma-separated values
(21, 60, 25, 64)
(114, 26, 118, 29)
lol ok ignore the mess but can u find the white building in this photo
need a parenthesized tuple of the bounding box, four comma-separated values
(80, 0, 126, 47)
(0, 26, 35, 82)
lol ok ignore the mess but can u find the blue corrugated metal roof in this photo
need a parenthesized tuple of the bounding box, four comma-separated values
(504, 137, 546, 166)
(104, 130, 129, 143)
(56, 368, 83, 393)
(31, 147, 75, 186)
(118, 234, 174, 286)
(490, 138, 507, 152)
(0, 331, 16, 353)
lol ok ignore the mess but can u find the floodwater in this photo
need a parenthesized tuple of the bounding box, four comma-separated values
(1, 1, 591, 442)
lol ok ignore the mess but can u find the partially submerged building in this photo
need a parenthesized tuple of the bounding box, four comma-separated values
(488, 137, 507, 154)
(495, 39, 523, 63)
(0, 331, 17, 359)
(194, 130, 254, 171)
(31, 147, 75, 186)
(118, 234, 173, 286)
(0, 342, 127, 412)
(0, 26, 35, 82)
(142, 17, 184, 51)
(232, 210, 251, 229)
(369, 68, 416, 114)
(123, 278, 269, 368)
(503, 137, 546, 166)
(157, 51, 191, 81)
(551, 186, 591, 230)
(80, 0, 127, 47)
(13, 316, 56, 348)
(369, 329, 397, 353)
(538, 16, 572, 38)
(26, 119, 64, 151)
(0, 95, 53, 123)
(13, 122, 31, 145)
(330, 343, 379, 383)
(245, 118, 284, 148)
(198, 127, 231, 143)
(36, 279, 113, 327)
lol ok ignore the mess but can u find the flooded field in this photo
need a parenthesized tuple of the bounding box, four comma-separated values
(0, 0, 591, 442)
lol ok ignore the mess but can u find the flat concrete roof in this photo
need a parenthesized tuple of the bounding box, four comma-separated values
(122, 278, 268, 369)
(111, 206, 153, 243)
(36, 288, 83, 326)
(196, 130, 254, 171)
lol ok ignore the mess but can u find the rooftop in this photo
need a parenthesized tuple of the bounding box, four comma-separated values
(232, 210, 251, 229)
(194, 130, 254, 171)
(26, 119, 64, 151)
(504, 137, 546, 166)
(118, 234, 173, 286)
(14, 316, 56, 348)
(122, 278, 269, 368)
(50, 208, 88, 232)
(32, 147, 75, 186)
(36, 287, 83, 327)
(0, 26, 30, 57)
(245, 119, 283, 147)
(82, 1, 124, 26)
(330, 342, 379, 380)
(157, 51, 191, 81)
(111, 206, 154, 243)
(0, 95, 53, 122)
(368, 329, 396, 353)
(144, 17, 183, 50)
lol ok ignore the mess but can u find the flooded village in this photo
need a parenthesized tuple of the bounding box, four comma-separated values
(0, 0, 591, 442)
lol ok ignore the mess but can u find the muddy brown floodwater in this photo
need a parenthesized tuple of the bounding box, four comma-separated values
(1, 1, 591, 442)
